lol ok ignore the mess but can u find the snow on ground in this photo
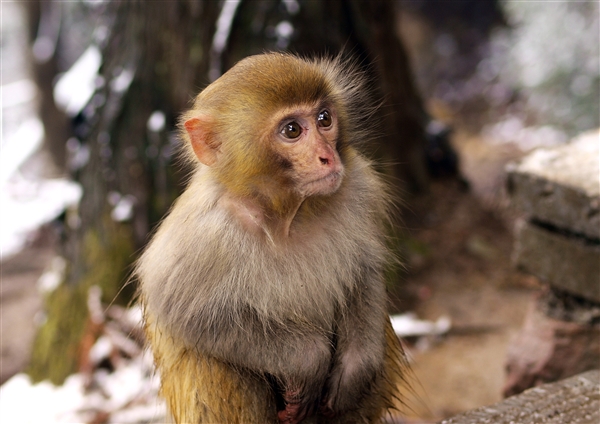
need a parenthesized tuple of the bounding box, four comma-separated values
(391, 312, 451, 338)
(0, 301, 166, 424)
(0, 351, 166, 424)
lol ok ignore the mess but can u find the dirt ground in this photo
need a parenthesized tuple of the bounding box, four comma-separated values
(0, 230, 53, 384)
(389, 8, 545, 418)
(389, 130, 539, 422)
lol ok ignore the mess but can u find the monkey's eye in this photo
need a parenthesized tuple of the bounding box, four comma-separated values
(282, 122, 302, 139)
(317, 110, 332, 128)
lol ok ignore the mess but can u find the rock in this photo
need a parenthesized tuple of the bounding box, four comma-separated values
(507, 129, 600, 240)
(513, 220, 600, 302)
(503, 294, 600, 398)
(440, 370, 600, 424)
(503, 127, 600, 418)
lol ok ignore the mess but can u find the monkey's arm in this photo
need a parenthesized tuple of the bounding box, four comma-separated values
(322, 267, 388, 415)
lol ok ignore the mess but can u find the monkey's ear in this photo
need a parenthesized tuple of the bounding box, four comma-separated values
(184, 116, 220, 166)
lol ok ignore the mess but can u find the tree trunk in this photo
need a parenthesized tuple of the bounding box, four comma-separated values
(24, 0, 72, 174)
(28, 0, 219, 384)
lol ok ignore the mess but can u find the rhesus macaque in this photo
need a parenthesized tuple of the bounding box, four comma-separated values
(136, 53, 406, 424)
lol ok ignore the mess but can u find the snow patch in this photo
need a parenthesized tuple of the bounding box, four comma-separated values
(1, 79, 37, 109)
(390, 313, 451, 338)
(53, 45, 102, 116)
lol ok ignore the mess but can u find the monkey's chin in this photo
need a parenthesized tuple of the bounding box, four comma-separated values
(301, 171, 343, 197)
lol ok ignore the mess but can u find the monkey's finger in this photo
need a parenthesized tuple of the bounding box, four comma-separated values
(277, 402, 304, 424)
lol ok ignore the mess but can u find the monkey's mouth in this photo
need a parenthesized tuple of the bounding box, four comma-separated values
(301, 171, 343, 196)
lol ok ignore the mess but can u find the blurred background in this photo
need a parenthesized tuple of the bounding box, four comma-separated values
(1, 1, 598, 423)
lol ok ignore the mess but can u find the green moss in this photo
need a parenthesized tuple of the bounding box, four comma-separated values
(27, 281, 89, 384)
(27, 218, 135, 385)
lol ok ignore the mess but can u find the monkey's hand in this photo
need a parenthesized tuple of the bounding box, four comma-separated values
(277, 388, 314, 424)
(272, 332, 334, 424)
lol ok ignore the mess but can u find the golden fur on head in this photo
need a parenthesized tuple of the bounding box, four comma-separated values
(178, 53, 374, 168)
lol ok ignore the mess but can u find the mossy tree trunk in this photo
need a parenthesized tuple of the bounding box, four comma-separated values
(28, 0, 219, 384)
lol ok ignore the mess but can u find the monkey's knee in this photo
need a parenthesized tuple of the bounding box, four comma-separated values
(147, 320, 277, 423)
(160, 350, 278, 423)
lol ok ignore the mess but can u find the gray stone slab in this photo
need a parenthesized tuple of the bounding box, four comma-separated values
(507, 130, 600, 240)
(513, 221, 600, 302)
(439, 370, 600, 424)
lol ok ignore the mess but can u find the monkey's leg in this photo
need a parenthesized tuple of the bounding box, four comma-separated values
(321, 321, 406, 424)
(146, 319, 278, 424)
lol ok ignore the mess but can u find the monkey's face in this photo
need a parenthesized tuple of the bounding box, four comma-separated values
(270, 102, 344, 199)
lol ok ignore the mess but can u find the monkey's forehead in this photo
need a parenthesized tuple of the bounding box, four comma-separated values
(201, 53, 341, 110)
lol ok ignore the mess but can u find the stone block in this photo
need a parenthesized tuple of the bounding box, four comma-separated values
(503, 294, 600, 398)
(439, 370, 600, 424)
(507, 130, 600, 240)
(513, 220, 600, 302)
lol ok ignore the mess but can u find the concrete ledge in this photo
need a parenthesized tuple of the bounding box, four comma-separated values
(439, 370, 600, 424)
(513, 221, 600, 302)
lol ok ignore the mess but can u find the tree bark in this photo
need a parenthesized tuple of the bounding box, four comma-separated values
(24, 0, 72, 174)
(28, 0, 219, 384)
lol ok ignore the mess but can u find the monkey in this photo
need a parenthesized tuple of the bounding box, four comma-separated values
(135, 52, 406, 424)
